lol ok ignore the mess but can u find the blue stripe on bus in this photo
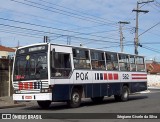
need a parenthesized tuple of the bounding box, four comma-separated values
(51, 82, 147, 102)
(97, 73, 99, 80)
(34, 82, 37, 89)
(100, 73, 103, 80)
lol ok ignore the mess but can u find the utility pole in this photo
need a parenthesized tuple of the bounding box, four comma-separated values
(118, 21, 130, 52)
(67, 36, 71, 45)
(44, 36, 50, 43)
(8, 58, 11, 96)
(44, 36, 47, 43)
(132, 0, 154, 55)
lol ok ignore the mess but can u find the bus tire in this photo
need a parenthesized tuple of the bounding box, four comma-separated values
(67, 88, 81, 108)
(121, 86, 129, 102)
(91, 97, 104, 103)
(37, 101, 51, 109)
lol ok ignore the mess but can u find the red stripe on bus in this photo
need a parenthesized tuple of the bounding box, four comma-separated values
(24, 82, 28, 90)
(108, 73, 113, 80)
(29, 82, 33, 89)
(132, 77, 147, 79)
(104, 73, 108, 80)
(18, 82, 23, 90)
(132, 74, 147, 76)
(113, 74, 118, 80)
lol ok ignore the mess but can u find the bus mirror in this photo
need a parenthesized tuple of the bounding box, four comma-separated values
(52, 49, 55, 68)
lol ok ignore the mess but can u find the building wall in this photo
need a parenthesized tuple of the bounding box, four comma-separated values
(147, 75, 160, 87)
(0, 59, 13, 97)
(0, 51, 8, 58)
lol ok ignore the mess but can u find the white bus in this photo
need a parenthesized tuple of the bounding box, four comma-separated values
(12, 43, 147, 108)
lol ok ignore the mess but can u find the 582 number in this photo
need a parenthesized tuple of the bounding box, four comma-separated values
(123, 74, 129, 79)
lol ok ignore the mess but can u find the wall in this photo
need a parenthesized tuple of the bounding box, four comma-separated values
(0, 59, 13, 97)
(147, 75, 160, 87)
(0, 51, 8, 58)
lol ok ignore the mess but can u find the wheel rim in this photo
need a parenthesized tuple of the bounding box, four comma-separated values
(124, 90, 128, 99)
(72, 92, 79, 103)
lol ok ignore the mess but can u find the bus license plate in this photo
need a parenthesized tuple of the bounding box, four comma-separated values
(25, 96, 32, 99)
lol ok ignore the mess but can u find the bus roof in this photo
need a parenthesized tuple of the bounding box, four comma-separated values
(17, 42, 145, 57)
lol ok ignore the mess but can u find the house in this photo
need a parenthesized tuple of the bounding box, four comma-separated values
(0, 45, 15, 59)
(146, 62, 160, 74)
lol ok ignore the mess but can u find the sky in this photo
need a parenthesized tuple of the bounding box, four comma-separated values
(0, 0, 160, 61)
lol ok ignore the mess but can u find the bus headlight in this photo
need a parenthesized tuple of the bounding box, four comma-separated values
(14, 90, 21, 94)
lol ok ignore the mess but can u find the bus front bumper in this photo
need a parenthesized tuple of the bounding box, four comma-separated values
(13, 93, 52, 101)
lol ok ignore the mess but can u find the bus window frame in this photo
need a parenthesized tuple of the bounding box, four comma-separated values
(72, 48, 91, 69)
(90, 50, 106, 70)
(51, 51, 72, 78)
(106, 52, 119, 71)
(118, 54, 130, 71)
(129, 55, 136, 71)
(136, 56, 145, 72)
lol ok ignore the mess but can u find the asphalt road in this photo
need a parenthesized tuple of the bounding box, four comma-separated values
(0, 89, 160, 122)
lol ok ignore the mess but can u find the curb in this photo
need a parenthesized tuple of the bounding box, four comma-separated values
(148, 87, 160, 90)
(139, 90, 151, 94)
(0, 104, 26, 109)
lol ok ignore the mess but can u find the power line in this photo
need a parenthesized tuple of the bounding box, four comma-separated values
(37, 0, 116, 24)
(0, 17, 119, 40)
(141, 45, 160, 53)
(149, 4, 160, 12)
(10, 0, 118, 26)
(0, 7, 81, 28)
(97, 41, 160, 50)
(0, 23, 120, 44)
(138, 26, 160, 37)
(0, 28, 45, 38)
(0, 6, 119, 33)
(0, 29, 42, 39)
(138, 21, 160, 37)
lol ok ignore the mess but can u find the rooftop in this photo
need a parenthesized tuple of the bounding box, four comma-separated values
(146, 63, 160, 74)
(0, 45, 15, 52)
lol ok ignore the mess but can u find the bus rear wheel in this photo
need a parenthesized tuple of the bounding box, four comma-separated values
(67, 88, 81, 108)
(114, 86, 129, 102)
(91, 97, 104, 103)
(37, 101, 51, 109)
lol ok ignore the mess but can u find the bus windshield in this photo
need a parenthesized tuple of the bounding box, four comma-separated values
(13, 52, 48, 81)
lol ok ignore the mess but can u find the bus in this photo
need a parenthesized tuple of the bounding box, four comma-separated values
(12, 43, 147, 108)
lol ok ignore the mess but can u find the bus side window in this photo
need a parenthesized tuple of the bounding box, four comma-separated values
(73, 48, 91, 69)
(118, 54, 130, 71)
(130, 55, 136, 71)
(91, 51, 105, 70)
(136, 57, 145, 72)
(106, 52, 118, 71)
(51, 52, 71, 77)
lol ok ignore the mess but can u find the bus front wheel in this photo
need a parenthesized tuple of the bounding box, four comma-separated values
(67, 88, 81, 108)
(37, 101, 51, 109)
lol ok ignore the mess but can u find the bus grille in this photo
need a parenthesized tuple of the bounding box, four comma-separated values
(12, 80, 49, 93)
